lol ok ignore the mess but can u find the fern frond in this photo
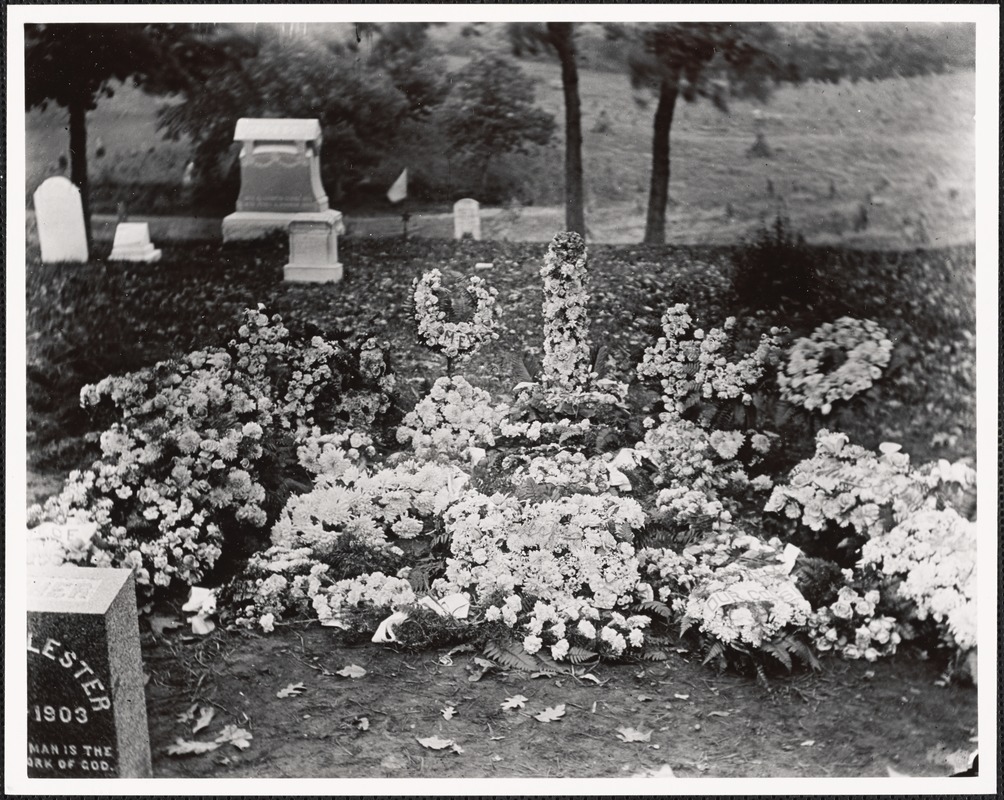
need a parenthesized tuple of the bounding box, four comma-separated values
(483, 639, 539, 672)
(634, 600, 674, 622)
(639, 649, 669, 662)
(534, 652, 576, 675)
(762, 641, 792, 672)
(702, 640, 725, 667)
(567, 646, 599, 665)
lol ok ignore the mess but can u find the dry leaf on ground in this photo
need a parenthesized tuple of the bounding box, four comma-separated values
(150, 615, 183, 637)
(534, 704, 566, 723)
(192, 705, 215, 734)
(617, 726, 653, 743)
(337, 664, 367, 679)
(500, 694, 528, 711)
(214, 725, 253, 750)
(442, 705, 457, 720)
(166, 738, 220, 756)
(175, 703, 199, 724)
(276, 682, 306, 698)
(417, 736, 456, 750)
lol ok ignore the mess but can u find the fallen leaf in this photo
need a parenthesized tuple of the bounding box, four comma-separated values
(417, 736, 455, 750)
(637, 694, 653, 702)
(580, 674, 604, 685)
(215, 725, 253, 750)
(500, 694, 527, 711)
(192, 705, 216, 734)
(176, 703, 199, 724)
(534, 704, 566, 723)
(150, 615, 183, 637)
(442, 705, 457, 720)
(472, 657, 495, 670)
(673, 693, 690, 701)
(707, 711, 730, 717)
(617, 726, 653, 743)
(800, 740, 815, 747)
(337, 664, 367, 679)
(438, 655, 454, 666)
(167, 738, 220, 756)
(451, 743, 465, 754)
(353, 717, 370, 731)
(276, 682, 306, 698)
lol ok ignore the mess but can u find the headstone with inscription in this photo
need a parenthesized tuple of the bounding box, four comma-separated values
(109, 222, 162, 263)
(453, 198, 482, 241)
(222, 118, 343, 243)
(284, 217, 345, 283)
(27, 566, 151, 778)
(33, 177, 89, 263)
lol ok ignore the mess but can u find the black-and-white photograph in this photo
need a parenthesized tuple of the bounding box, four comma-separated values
(6, 3, 998, 794)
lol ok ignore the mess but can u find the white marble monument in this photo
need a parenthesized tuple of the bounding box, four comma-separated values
(33, 177, 88, 263)
(453, 198, 482, 241)
(109, 222, 161, 263)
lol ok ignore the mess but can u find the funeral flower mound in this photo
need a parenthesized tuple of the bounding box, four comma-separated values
(27, 233, 978, 680)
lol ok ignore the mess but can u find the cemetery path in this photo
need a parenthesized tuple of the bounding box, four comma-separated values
(25, 201, 975, 251)
(144, 624, 977, 780)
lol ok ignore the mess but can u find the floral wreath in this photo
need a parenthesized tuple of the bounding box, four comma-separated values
(777, 317, 892, 414)
(413, 269, 500, 359)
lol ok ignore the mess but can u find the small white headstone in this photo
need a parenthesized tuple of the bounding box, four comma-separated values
(109, 223, 161, 263)
(453, 198, 481, 241)
(33, 177, 88, 263)
(284, 216, 343, 283)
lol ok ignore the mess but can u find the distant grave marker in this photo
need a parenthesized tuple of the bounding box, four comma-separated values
(747, 132, 773, 159)
(27, 566, 151, 778)
(109, 222, 161, 263)
(453, 198, 482, 241)
(33, 177, 88, 263)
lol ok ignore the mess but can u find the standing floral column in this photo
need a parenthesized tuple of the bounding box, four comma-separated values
(540, 231, 591, 392)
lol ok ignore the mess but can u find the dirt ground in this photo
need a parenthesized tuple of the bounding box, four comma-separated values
(143, 622, 978, 781)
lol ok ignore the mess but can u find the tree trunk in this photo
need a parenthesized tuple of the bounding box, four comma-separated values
(643, 70, 680, 245)
(547, 22, 585, 236)
(68, 96, 92, 252)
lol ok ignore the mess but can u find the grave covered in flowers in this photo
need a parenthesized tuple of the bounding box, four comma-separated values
(28, 231, 977, 682)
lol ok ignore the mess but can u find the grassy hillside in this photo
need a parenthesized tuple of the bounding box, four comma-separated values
(24, 49, 975, 247)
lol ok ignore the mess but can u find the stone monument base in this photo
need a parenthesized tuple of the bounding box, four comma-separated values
(109, 244, 162, 262)
(283, 262, 345, 283)
(222, 209, 342, 243)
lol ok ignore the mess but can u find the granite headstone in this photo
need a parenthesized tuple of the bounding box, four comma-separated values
(27, 566, 151, 778)
(33, 177, 89, 263)
(222, 117, 342, 242)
